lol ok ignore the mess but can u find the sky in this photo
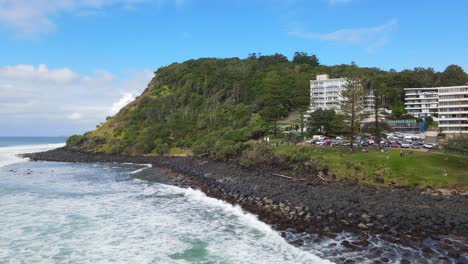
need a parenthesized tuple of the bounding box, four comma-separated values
(0, 0, 467, 136)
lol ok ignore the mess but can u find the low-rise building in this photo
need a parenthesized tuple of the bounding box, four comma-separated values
(386, 119, 421, 133)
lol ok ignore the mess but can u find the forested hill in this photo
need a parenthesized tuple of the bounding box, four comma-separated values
(66, 53, 468, 158)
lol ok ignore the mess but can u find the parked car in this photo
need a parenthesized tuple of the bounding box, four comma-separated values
(424, 143, 437, 149)
(411, 144, 422, 149)
(391, 142, 399, 148)
(315, 140, 325, 145)
(401, 141, 412, 148)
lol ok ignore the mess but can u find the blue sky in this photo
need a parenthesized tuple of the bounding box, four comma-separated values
(0, 0, 467, 136)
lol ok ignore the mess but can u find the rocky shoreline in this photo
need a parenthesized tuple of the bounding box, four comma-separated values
(22, 148, 468, 263)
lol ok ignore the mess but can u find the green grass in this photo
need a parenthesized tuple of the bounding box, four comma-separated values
(167, 147, 193, 156)
(273, 145, 468, 190)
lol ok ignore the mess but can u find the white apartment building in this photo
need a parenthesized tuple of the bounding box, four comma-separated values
(309, 74, 375, 114)
(438, 85, 468, 133)
(404, 87, 439, 118)
(310, 74, 345, 112)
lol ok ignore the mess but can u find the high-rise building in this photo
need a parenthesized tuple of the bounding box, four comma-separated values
(438, 85, 468, 133)
(404, 87, 439, 118)
(309, 74, 375, 114)
(309, 74, 345, 112)
(404, 85, 468, 134)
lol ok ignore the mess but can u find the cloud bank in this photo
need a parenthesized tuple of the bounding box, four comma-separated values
(0, 0, 184, 36)
(0, 64, 153, 136)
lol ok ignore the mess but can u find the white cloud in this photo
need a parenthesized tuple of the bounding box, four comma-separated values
(0, 0, 185, 37)
(289, 19, 398, 52)
(0, 64, 153, 135)
(0, 64, 79, 83)
(68, 112, 83, 120)
(110, 92, 136, 115)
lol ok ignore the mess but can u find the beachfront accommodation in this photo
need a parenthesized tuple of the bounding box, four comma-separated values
(309, 74, 375, 114)
(404, 85, 468, 134)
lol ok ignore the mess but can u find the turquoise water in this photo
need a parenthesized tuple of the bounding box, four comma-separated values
(0, 137, 67, 147)
(0, 138, 329, 263)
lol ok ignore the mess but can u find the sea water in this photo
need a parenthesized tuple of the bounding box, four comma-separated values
(0, 137, 330, 264)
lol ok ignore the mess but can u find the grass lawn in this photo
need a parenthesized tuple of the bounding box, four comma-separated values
(273, 145, 468, 190)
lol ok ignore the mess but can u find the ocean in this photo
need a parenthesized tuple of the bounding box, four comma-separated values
(0, 137, 330, 263)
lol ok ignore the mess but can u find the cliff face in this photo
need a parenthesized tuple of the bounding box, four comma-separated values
(65, 56, 315, 158)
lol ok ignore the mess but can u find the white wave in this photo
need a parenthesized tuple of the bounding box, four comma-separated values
(0, 143, 64, 168)
(0, 147, 331, 263)
(174, 186, 333, 264)
(129, 164, 152, 174)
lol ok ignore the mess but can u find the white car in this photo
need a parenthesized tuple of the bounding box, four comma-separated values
(424, 143, 437, 149)
(401, 142, 412, 148)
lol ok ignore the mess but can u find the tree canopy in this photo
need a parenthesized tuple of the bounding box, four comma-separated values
(65, 53, 468, 158)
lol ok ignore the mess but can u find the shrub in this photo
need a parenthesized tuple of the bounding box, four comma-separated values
(445, 135, 468, 154)
(211, 139, 243, 160)
(66, 135, 84, 146)
(239, 144, 274, 167)
(152, 139, 170, 155)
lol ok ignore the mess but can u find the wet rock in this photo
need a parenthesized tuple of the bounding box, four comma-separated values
(422, 246, 434, 254)
(447, 249, 460, 258)
(342, 240, 360, 250)
(351, 239, 370, 247)
(380, 257, 390, 262)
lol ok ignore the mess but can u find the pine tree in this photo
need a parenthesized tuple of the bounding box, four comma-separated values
(341, 66, 365, 149)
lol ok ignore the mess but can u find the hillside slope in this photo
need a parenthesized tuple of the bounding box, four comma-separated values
(65, 54, 468, 159)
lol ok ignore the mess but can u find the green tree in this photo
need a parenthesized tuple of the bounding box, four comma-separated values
(292, 52, 319, 67)
(364, 76, 386, 141)
(259, 72, 288, 136)
(440, 65, 468, 86)
(341, 65, 365, 149)
(391, 105, 406, 119)
(306, 109, 337, 135)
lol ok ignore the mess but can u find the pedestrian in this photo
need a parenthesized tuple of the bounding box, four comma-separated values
(400, 150, 403, 157)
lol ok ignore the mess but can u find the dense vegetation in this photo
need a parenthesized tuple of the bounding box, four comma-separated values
(67, 53, 468, 159)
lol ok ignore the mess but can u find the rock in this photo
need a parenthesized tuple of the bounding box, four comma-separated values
(375, 177, 385, 183)
(290, 239, 304, 246)
(340, 220, 350, 225)
(380, 257, 390, 262)
(358, 223, 368, 229)
(422, 246, 434, 254)
(447, 249, 460, 258)
(361, 213, 371, 221)
(438, 256, 449, 261)
(351, 239, 369, 247)
(400, 259, 410, 264)
(341, 240, 359, 250)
